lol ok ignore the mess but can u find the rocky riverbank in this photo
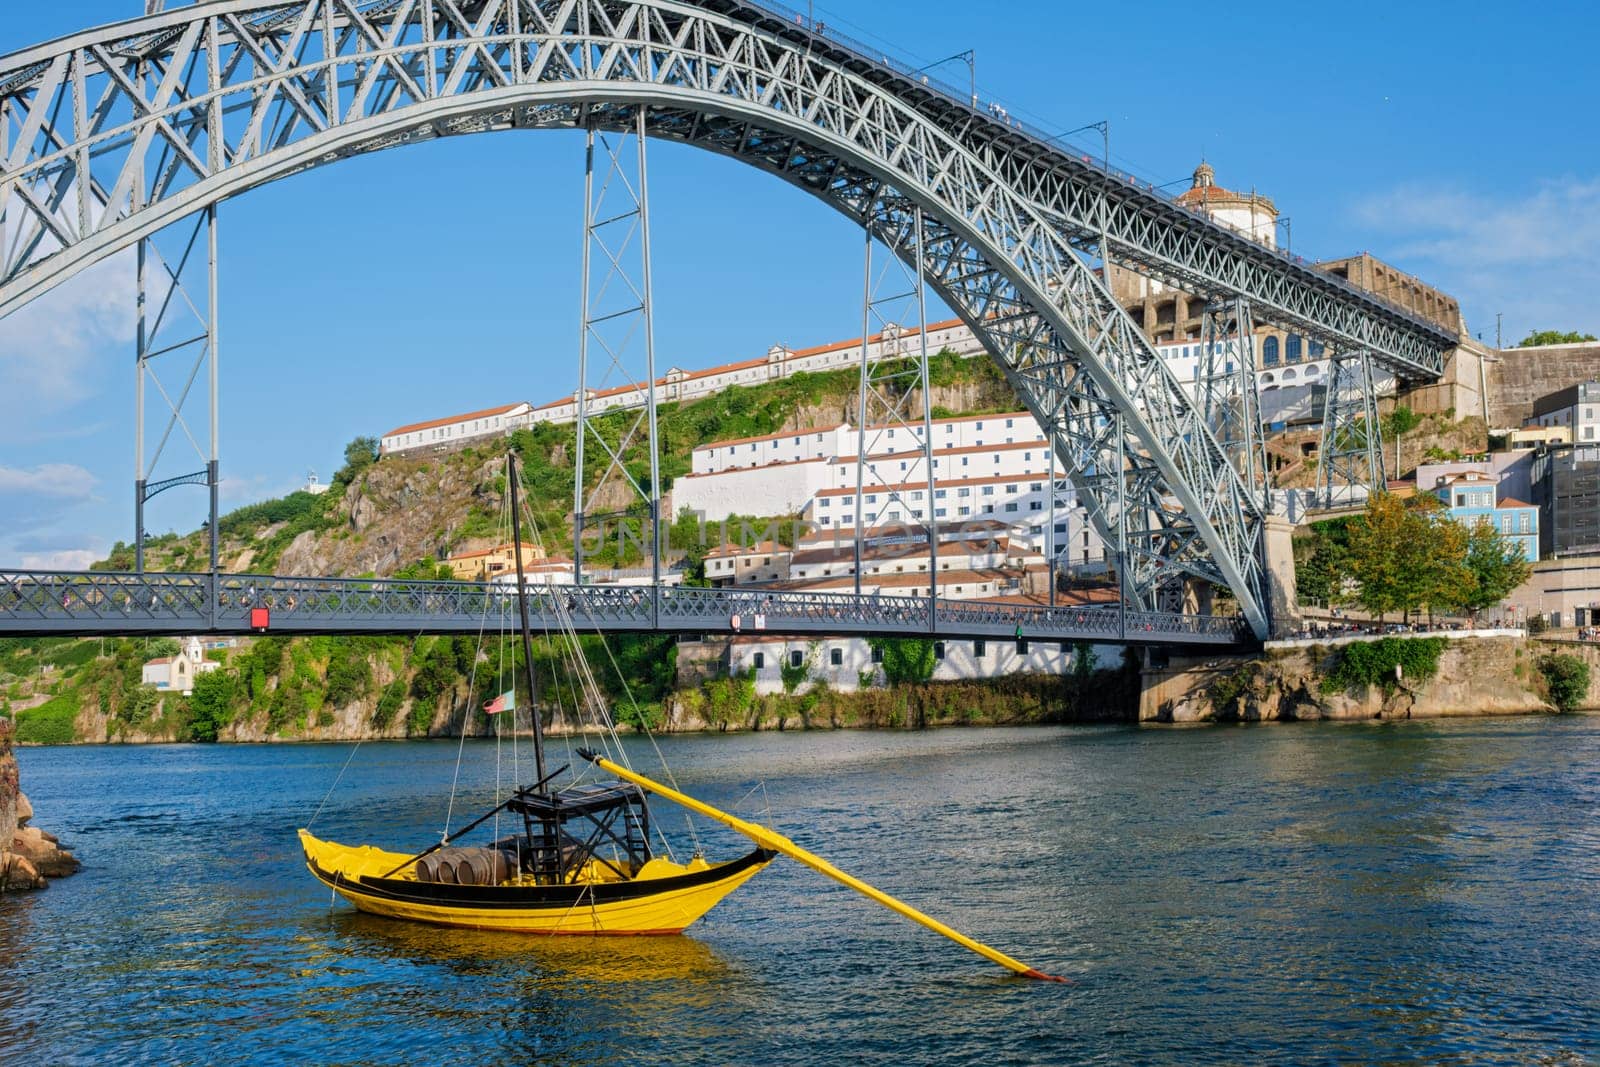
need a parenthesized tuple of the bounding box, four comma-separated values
(1140, 634, 1600, 723)
(0, 718, 81, 890)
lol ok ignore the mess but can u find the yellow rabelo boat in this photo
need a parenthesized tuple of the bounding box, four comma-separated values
(300, 453, 773, 935)
(302, 454, 1063, 978)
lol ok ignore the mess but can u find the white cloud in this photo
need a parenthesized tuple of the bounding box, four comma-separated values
(0, 462, 97, 499)
(0, 248, 137, 415)
(1351, 177, 1600, 342)
(17, 548, 101, 571)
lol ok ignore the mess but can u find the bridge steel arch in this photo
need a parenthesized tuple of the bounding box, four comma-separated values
(1, 0, 1280, 637)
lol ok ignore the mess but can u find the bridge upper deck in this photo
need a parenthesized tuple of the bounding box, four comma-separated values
(0, 570, 1249, 647)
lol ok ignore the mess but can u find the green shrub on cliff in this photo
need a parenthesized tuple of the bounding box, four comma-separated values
(186, 670, 236, 742)
(373, 679, 407, 730)
(1538, 654, 1591, 713)
(15, 696, 77, 744)
(1320, 637, 1447, 694)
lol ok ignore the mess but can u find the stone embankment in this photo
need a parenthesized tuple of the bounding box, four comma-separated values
(1, 719, 81, 891)
(1140, 633, 1600, 723)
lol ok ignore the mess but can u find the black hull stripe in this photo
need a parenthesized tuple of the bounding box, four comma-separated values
(309, 847, 775, 911)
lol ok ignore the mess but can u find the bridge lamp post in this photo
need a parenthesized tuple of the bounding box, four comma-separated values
(913, 50, 976, 108)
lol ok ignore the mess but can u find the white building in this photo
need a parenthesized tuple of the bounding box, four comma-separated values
(381, 401, 532, 455)
(722, 627, 1117, 694)
(141, 636, 221, 696)
(527, 318, 987, 426)
(1525, 381, 1600, 444)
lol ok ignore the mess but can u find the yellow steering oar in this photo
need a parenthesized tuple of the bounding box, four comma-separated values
(579, 749, 1066, 982)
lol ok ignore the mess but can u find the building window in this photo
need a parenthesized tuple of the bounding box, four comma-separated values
(1286, 334, 1302, 362)
(871, 647, 884, 664)
(1015, 639, 1029, 654)
(1030, 501, 1042, 511)
(958, 506, 971, 516)
(753, 652, 765, 669)
(1005, 502, 1019, 513)
(933, 641, 946, 660)
(789, 650, 804, 668)
(974, 639, 986, 658)
(830, 647, 843, 666)
(982, 486, 995, 496)
(1262, 336, 1280, 366)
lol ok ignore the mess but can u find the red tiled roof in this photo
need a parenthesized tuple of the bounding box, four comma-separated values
(815, 468, 1051, 499)
(1497, 497, 1534, 508)
(385, 402, 526, 438)
(701, 424, 848, 450)
(446, 542, 542, 561)
(833, 438, 1046, 467)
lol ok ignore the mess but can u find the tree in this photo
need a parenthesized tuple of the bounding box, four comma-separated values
(1411, 500, 1473, 620)
(334, 436, 379, 486)
(1456, 518, 1533, 616)
(1345, 494, 1473, 621)
(1294, 517, 1353, 605)
(1517, 330, 1597, 348)
(1345, 494, 1418, 620)
(186, 670, 236, 742)
(1382, 405, 1422, 477)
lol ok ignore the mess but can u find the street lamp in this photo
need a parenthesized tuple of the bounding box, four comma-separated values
(914, 49, 976, 108)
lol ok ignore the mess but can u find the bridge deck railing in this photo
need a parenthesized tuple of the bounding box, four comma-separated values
(0, 570, 1249, 646)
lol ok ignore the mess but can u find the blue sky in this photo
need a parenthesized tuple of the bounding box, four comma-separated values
(3, 0, 1598, 569)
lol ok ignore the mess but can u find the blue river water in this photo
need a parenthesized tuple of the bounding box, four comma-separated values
(3, 717, 1598, 1065)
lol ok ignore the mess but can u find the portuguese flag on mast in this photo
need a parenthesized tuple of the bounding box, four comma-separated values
(483, 691, 515, 715)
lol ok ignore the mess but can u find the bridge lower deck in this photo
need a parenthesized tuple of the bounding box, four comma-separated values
(0, 571, 1248, 647)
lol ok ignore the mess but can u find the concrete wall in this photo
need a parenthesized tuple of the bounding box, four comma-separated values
(1488, 342, 1600, 428)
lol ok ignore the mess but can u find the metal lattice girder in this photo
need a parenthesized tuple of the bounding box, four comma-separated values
(851, 204, 935, 598)
(1318, 350, 1384, 501)
(1198, 298, 1267, 501)
(0, 568, 1250, 646)
(573, 112, 660, 586)
(133, 207, 220, 573)
(0, 1, 1457, 376)
(0, 0, 1331, 637)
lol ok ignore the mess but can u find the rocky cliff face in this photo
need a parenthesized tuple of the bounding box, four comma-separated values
(0, 719, 81, 891)
(276, 452, 504, 577)
(1140, 636, 1600, 723)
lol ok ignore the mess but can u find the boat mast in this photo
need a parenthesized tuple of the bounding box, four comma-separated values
(506, 451, 548, 786)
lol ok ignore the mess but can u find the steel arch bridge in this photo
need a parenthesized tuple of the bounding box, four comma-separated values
(0, 0, 1456, 643)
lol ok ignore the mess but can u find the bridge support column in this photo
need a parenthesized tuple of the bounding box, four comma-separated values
(1199, 298, 1268, 504)
(851, 205, 936, 618)
(1318, 350, 1384, 506)
(574, 111, 661, 588)
(1262, 515, 1300, 640)
(132, 205, 220, 574)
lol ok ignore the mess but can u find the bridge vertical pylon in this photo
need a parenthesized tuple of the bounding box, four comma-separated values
(132, 204, 220, 577)
(850, 206, 937, 627)
(1317, 350, 1385, 507)
(573, 110, 661, 602)
(1199, 298, 1269, 508)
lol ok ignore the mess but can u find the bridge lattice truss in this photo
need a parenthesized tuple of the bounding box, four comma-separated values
(0, 0, 1458, 642)
(0, 569, 1246, 646)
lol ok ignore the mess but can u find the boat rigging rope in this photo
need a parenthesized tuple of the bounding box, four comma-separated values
(307, 738, 364, 829)
(441, 491, 505, 843)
